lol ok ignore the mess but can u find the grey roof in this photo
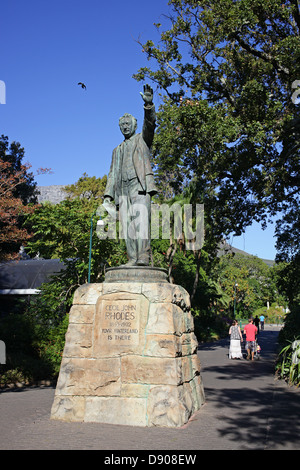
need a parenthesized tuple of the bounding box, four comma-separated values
(0, 259, 66, 294)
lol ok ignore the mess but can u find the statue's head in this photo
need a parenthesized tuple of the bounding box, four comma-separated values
(119, 113, 137, 139)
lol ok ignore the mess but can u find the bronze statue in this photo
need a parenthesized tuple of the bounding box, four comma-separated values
(103, 84, 157, 266)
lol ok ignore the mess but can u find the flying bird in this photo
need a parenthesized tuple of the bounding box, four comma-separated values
(78, 82, 86, 89)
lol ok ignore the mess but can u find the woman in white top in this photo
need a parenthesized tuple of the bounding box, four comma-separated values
(229, 320, 243, 359)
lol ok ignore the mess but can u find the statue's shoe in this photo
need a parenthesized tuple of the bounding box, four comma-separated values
(120, 260, 137, 267)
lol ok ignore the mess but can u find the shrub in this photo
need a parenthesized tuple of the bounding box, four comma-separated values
(276, 338, 300, 386)
(193, 309, 229, 342)
(276, 306, 300, 386)
(0, 313, 52, 385)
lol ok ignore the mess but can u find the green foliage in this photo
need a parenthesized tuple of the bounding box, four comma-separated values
(35, 314, 69, 377)
(1, 267, 81, 385)
(64, 173, 107, 200)
(0, 266, 73, 384)
(276, 306, 300, 386)
(25, 197, 126, 282)
(252, 304, 285, 324)
(278, 305, 300, 345)
(26, 198, 97, 261)
(274, 256, 300, 307)
(134, 0, 300, 289)
(276, 338, 300, 386)
(193, 308, 229, 342)
(1, 165, 291, 384)
(0, 313, 53, 385)
(0, 134, 38, 204)
(215, 253, 280, 316)
(26, 264, 78, 327)
(1, 177, 130, 384)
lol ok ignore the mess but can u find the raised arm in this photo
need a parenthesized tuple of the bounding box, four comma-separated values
(140, 84, 156, 148)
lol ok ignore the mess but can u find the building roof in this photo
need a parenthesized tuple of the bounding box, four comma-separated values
(0, 259, 66, 294)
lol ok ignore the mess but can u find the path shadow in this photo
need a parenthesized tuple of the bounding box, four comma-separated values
(198, 329, 300, 449)
(204, 384, 300, 449)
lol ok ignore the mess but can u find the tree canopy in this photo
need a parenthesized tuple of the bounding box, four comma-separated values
(216, 252, 280, 315)
(0, 135, 50, 260)
(134, 0, 300, 254)
(63, 173, 107, 200)
(0, 135, 38, 204)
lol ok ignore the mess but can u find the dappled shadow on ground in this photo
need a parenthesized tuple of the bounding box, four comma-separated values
(198, 329, 300, 449)
(265, 383, 300, 450)
(203, 383, 300, 450)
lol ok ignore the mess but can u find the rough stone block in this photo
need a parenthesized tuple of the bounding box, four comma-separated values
(63, 324, 93, 358)
(103, 282, 143, 295)
(142, 334, 182, 357)
(142, 282, 173, 303)
(73, 283, 103, 305)
(51, 276, 205, 427)
(146, 303, 185, 335)
(55, 357, 121, 396)
(147, 385, 190, 427)
(69, 304, 95, 324)
(121, 356, 181, 386)
(51, 396, 85, 422)
(84, 397, 147, 426)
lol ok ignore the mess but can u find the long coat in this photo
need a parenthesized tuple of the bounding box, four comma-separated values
(104, 104, 157, 204)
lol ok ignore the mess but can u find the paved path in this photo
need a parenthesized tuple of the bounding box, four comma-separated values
(0, 325, 299, 450)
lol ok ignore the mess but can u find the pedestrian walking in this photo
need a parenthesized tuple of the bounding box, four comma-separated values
(228, 320, 243, 359)
(259, 314, 265, 330)
(243, 318, 258, 361)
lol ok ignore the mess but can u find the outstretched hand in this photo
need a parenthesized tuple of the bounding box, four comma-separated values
(140, 84, 153, 106)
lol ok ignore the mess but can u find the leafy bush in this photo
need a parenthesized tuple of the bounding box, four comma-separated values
(0, 312, 68, 386)
(252, 304, 285, 324)
(0, 313, 53, 385)
(276, 338, 300, 387)
(0, 265, 75, 385)
(193, 308, 229, 342)
(276, 306, 300, 386)
(278, 306, 300, 345)
(35, 314, 69, 377)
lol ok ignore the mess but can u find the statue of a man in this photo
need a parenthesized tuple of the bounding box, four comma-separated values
(103, 84, 157, 266)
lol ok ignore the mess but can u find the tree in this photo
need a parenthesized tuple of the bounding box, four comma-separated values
(63, 173, 107, 200)
(0, 136, 51, 260)
(134, 0, 300, 247)
(5, 178, 126, 383)
(216, 253, 280, 316)
(274, 256, 300, 306)
(0, 135, 38, 204)
(25, 195, 127, 283)
(0, 159, 35, 260)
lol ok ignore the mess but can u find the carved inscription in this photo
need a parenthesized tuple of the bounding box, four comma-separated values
(101, 300, 140, 346)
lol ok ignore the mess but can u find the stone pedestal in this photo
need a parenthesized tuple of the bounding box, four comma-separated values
(51, 268, 205, 427)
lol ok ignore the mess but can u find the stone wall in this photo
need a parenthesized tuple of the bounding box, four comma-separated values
(51, 280, 205, 427)
(37, 185, 67, 204)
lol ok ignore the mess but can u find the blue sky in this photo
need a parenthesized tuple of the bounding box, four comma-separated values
(1, 0, 278, 261)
